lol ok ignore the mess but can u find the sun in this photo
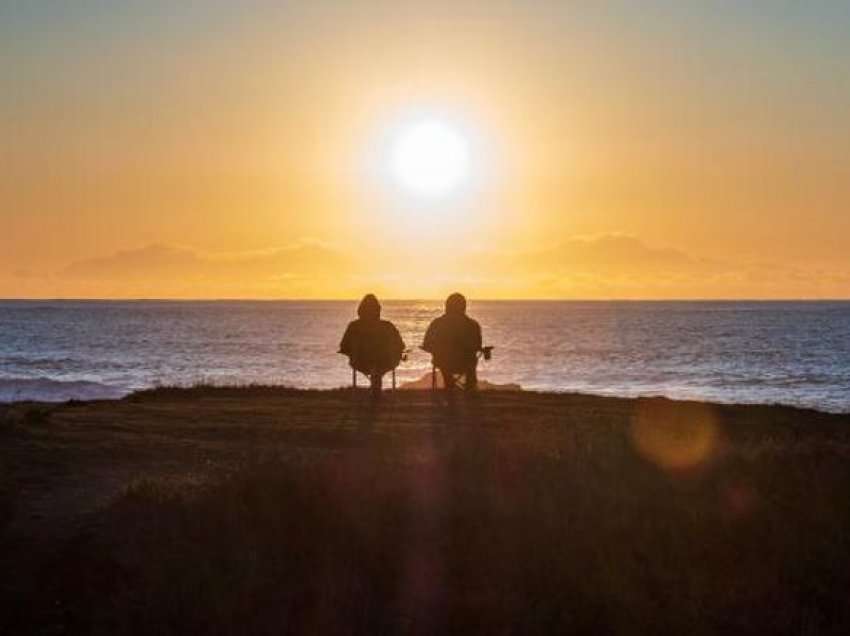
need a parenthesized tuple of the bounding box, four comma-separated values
(389, 120, 470, 196)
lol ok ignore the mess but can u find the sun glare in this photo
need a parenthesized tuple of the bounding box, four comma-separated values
(389, 120, 470, 196)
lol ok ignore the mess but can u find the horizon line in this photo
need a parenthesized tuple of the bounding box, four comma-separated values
(3, 297, 850, 303)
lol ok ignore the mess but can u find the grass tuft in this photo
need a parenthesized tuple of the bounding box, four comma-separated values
(37, 433, 850, 635)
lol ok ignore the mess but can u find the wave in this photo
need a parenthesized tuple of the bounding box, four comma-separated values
(0, 377, 130, 403)
(1, 355, 83, 369)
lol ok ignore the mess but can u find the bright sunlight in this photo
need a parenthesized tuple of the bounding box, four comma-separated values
(389, 120, 470, 197)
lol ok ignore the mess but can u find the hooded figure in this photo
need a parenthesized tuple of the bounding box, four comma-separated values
(339, 294, 405, 395)
(422, 292, 483, 391)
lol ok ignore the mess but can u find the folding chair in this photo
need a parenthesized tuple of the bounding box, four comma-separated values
(349, 348, 410, 391)
(352, 366, 398, 390)
(430, 346, 494, 390)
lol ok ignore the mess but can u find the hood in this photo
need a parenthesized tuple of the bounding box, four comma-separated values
(357, 294, 381, 320)
(445, 292, 467, 316)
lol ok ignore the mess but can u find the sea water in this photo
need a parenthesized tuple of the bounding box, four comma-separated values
(1, 300, 849, 412)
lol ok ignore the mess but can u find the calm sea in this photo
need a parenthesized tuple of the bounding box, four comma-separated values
(1, 300, 849, 412)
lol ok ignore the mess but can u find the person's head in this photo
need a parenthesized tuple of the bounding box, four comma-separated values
(445, 292, 467, 316)
(357, 294, 381, 320)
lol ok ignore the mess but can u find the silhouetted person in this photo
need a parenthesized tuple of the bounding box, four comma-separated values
(339, 294, 405, 397)
(422, 292, 482, 392)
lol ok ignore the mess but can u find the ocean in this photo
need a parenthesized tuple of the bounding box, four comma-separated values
(1, 300, 849, 412)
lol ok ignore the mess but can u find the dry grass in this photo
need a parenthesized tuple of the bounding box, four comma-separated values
(4, 388, 850, 635)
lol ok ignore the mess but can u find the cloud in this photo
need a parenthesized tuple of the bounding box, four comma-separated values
(460, 234, 850, 299)
(47, 234, 850, 299)
(518, 235, 733, 296)
(64, 244, 201, 280)
(61, 242, 357, 298)
(64, 242, 352, 280)
(518, 234, 720, 274)
(455, 234, 724, 292)
(12, 268, 42, 279)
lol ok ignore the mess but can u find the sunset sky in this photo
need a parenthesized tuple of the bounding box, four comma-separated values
(2, 1, 849, 299)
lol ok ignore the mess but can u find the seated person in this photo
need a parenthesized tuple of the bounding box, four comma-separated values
(422, 292, 482, 391)
(339, 294, 405, 395)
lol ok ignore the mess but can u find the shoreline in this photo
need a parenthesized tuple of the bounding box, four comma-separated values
(3, 383, 850, 418)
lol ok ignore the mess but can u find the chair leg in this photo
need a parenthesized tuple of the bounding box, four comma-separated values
(431, 365, 436, 390)
(392, 369, 396, 390)
(352, 367, 357, 388)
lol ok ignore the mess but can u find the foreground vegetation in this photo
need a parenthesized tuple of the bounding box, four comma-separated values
(3, 387, 850, 634)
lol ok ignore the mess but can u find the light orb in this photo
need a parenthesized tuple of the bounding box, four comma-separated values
(389, 120, 470, 196)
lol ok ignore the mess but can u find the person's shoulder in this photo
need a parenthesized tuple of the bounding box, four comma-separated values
(379, 319, 399, 330)
(425, 315, 443, 328)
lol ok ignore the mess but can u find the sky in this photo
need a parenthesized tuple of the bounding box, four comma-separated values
(2, 0, 849, 299)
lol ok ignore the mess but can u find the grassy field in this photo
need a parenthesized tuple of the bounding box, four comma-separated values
(2, 387, 850, 634)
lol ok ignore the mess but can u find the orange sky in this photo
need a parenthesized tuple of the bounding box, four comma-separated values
(2, 2, 849, 298)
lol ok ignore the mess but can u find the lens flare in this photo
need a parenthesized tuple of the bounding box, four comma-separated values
(630, 399, 720, 472)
